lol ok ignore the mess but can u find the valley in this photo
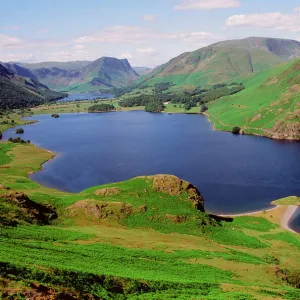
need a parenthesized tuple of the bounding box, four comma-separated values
(0, 32, 299, 300)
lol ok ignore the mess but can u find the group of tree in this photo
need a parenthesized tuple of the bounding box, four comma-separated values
(119, 94, 168, 113)
(16, 128, 24, 134)
(8, 137, 30, 144)
(0, 78, 66, 110)
(88, 103, 115, 112)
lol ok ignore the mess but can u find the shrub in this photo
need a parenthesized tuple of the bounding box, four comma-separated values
(232, 126, 241, 134)
(16, 128, 24, 134)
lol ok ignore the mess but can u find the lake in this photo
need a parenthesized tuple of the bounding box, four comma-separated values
(60, 92, 114, 102)
(3, 111, 300, 215)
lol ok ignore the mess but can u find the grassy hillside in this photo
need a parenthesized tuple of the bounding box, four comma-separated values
(0, 141, 299, 299)
(207, 59, 300, 139)
(0, 64, 66, 110)
(137, 37, 300, 91)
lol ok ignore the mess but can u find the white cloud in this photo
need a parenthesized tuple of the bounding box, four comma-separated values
(143, 15, 156, 22)
(137, 47, 156, 54)
(74, 26, 219, 46)
(0, 34, 23, 48)
(226, 10, 300, 32)
(0, 52, 36, 62)
(294, 7, 300, 13)
(75, 44, 85, 50)
(120, 52, 133, 59)
(174, 0, 240, 11)
(46, 50, 91, 62)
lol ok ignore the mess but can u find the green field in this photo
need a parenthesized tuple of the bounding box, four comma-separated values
(0, 141, 300, 299)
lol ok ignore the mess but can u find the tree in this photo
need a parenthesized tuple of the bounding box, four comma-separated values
(200, 104, 208, 113)
(232, 126, 241, 134)
(16, 128, 24, 134)
(184, 103, 192, 111)
(88, 103, 115, 112)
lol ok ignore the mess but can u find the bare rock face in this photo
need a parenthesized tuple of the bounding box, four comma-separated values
(94, 187, 120, 196)
(152, 175, 205, 212)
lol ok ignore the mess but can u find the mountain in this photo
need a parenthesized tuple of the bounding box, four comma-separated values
(9, 57, 139, 92)
(0, 63, 66, 110)
(133, 67, 153, 76)
(19, 60, 91, 71)
(207, 58, 300, 140)
(139, 37, 300, 89)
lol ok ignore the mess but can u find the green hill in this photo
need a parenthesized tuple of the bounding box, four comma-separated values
(0, 64, 66, 110)
(0, 142, 300, 299)
(206, 59, 300, 140)
(137, 37, 300, 90)
(9, 57, 139, 92)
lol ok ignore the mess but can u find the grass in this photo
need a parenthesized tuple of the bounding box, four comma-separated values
(0, 137, 300, 298)
(273, 197, 300, 206)
(206, 59, 300, 139)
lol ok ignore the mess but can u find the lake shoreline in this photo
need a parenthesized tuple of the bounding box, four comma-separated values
(2, 111, 299, 232)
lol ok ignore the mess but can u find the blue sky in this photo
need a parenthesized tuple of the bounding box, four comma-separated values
(1, 0, 299, 66)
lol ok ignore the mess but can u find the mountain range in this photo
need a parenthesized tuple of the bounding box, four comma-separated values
(4, 57, 139, 92)
(138, 37, 300, 89)
(2, 37, 299, 94)
(0, 64, 65, 110)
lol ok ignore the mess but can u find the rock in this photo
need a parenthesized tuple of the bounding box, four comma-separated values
(152, 175, 205, 212)
(1, 190, 57, 226)
(94, 187, 120, 196)
(67, 200, 134, 224)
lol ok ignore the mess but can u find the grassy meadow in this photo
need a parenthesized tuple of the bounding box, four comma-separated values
(0, 141, 300, 299)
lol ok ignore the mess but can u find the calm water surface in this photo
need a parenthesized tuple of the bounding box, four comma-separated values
(3, 111, 300, 214)
(60, 92, 114, 102)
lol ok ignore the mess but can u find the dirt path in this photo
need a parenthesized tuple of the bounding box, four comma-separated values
(281, 206, 299, 234)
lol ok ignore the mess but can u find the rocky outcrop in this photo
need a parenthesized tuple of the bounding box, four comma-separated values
(67, 200, 135, 225)
(94, 187, 120, 196)
(152, 175, 205, 212)
(0, 188, 57, 226)
(265, 111, 300, 140)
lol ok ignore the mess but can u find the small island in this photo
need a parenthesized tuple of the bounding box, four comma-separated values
(16, 128, 24, 134)
(88, 103, 115, 113)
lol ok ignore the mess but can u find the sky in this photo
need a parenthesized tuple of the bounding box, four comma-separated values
(0, 0, 300, 67)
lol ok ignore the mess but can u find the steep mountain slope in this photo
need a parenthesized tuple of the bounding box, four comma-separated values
(139, 37, 300, 89)
(212, 37, 300, 60)
(207, 59, 300, 140)
(12, 57, 139, 92)
(0, 64, 65, 109)
(133, 66, 153, 75)
(19, 60, 91, 71)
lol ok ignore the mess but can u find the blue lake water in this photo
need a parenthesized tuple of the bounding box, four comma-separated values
(60, 92, 114, 102)
(3, 111, 300, 215)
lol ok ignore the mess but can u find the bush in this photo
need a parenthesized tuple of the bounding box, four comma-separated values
(88, 104, 115, 112)
(232, 126, 241, 134)
(200, 104, 208, 113)
(16, 128, 24, 134)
